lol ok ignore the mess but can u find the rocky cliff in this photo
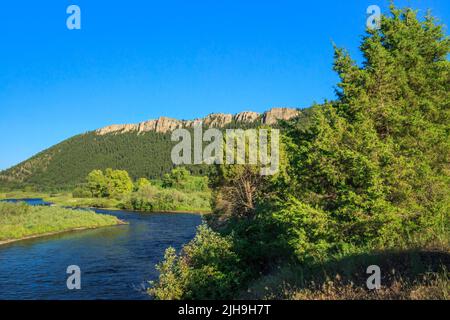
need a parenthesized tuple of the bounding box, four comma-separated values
(95, 108, 300, 135)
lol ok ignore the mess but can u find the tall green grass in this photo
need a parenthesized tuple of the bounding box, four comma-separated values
(0, 202, 121, 242)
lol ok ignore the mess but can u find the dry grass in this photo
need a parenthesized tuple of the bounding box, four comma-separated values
(241, 249, 450, 300)
(291, 271, 449, 300)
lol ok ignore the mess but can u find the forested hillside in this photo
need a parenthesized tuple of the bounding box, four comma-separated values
(0, 109, 306, 190)
(0, 131, 198, 190)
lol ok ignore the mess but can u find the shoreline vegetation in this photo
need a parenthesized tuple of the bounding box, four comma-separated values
(0, 222, 127, 246)
(0, 192, 211, 215)
(0, 202, 125, 245)
(0, 167, 213, 214)
(0, 167, 210, 246)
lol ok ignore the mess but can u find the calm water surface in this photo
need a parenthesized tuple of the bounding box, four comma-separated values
(0, 199, 202, 300)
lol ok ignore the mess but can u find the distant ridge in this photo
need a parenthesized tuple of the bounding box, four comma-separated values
(0, 107, 301, 189)
(96, 108, 300, 135)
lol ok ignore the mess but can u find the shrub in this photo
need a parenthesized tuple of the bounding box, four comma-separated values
(72, 186, 92, 198)
(149, 225, 245, 300)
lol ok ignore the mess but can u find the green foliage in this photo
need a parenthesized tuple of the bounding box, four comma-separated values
(149, 225, 244, 300)
(87, 169, 107, 197)
(87, 168, 133, 199)
(208, 128, 287, 218)
(0, 202, 120, 241)
(162, 167, 190, 188)
(277, 5, 450, 250)
(104, 168, 133, 198)
(70, 168, 213, 212)
(135, 177, 151, 191)
(163, 167, 209, 192)
(148, 247, 187, 300)
(72, 186, 92, 198)
(150, 5, 450, 300)
(119, 184, 211, 213)
(271, 197, 333, 263)
(0, 130, 213, 190)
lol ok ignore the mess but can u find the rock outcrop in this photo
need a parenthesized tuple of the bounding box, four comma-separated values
(95, 107, 300, 135)
(235, 111, 261, 123)
(203, 113, 233, 128)
(96, 124, 139, 135)
(262, 108, 300, 125)
(153, 117, 183, 133)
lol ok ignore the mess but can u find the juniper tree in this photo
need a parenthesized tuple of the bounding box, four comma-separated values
(280, 5, 449, 249)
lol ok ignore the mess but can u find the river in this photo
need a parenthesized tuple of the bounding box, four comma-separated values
(0, 199, 202, 300)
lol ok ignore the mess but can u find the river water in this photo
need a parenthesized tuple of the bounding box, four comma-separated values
(0, 200, 202, 300)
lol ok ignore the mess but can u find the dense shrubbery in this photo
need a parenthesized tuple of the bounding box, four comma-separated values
(119, 185, 210, 212)
(86, 168, 134, 199)
(150, 6, 450, 300)
(162, 167, 209, 191)
(72, 186, 92, 198)
(119, 169, 211, 212)
(149, 225, 244, 300)
(72, 167, 211, 213)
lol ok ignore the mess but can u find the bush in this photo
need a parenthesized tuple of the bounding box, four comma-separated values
(149, 225, 245, 300)
(119, 184, 211, 212)
(163, 167, 209, 192)
(72, 186, 92, 198)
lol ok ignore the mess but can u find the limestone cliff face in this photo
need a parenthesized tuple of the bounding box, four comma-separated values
(97, 117, 182, 135)
(235, 111, 261, 123)
(96, 124, 139, 135)
(203, 113, 233, 127)
(262, 108, 300, 125)
(184, 119, 203, 128)
(95, 107, 299, 135)
(153, 117, 183, 133)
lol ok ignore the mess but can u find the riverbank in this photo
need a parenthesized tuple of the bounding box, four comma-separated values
(0, 222, 127, 246)
(0, 202, 125, 245)
(0, 191, 212, 214)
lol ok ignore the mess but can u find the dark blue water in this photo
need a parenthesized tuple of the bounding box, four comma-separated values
(0, 200, 202, 300)
(2, 198, 52, 206)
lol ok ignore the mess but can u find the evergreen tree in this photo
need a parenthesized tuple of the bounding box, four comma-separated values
(280, 5, 449, 249)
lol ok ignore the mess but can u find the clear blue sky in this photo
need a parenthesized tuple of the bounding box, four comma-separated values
(0, 0, 448, 170)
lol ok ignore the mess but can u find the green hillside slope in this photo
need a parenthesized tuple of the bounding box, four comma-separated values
(0, 131, 182, 190)
(0, 109, 313, 191)
(0, 129, 229, 190)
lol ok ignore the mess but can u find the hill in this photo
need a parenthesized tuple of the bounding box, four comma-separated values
(0, 108, 302, 190)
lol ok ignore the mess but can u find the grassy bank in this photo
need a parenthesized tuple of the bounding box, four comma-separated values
(0, 191, 116, 210)
(0, 202, 124, 243)
(0, 190, 212, 214)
